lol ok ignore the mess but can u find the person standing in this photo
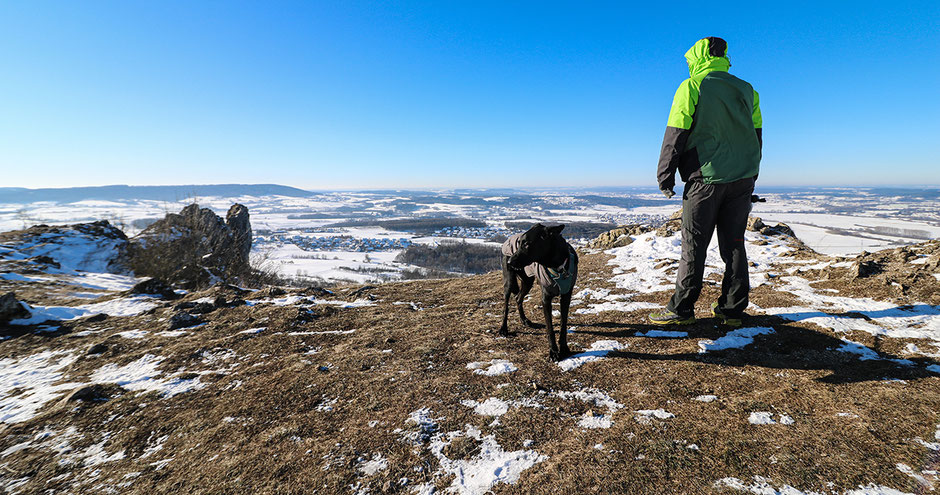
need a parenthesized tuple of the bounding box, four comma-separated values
(649, 37, 762, 327)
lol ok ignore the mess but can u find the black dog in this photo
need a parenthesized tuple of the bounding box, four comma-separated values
(498, 223, 578, 361)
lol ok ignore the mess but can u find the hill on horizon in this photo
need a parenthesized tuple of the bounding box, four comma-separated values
(0, 184, 314, 204)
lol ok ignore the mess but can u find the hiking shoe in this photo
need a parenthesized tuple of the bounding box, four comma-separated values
(648, 310, 695, 325)
(711, 302, 742, 328)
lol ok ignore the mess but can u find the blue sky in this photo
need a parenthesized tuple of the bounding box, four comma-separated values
(1, 1, 938, 190)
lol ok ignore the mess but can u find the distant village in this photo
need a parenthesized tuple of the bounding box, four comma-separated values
(252, 224, 517, 252)
(253, 233, 413, 252)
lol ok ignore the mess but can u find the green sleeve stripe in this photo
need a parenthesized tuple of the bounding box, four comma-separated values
(666, 79, 698, 130)
(752, 90, 762, 129)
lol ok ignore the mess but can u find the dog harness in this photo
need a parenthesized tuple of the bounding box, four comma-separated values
(502, 234, 578, 296)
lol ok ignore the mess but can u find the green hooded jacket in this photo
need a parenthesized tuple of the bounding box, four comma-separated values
(657, 38, 762, 189)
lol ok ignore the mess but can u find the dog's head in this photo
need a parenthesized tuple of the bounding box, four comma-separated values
(507, 223, 565, 269)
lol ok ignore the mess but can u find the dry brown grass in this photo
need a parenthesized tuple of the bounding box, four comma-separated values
(0, 246, 938, 494)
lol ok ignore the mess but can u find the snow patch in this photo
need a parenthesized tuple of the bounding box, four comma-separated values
(558, 340, 627, 372)
(415, 422, 547, 495)
(762, 276, 940, 341)
(698, 327, 774, 353)
(357, 453, 389, 476)
(466, 359, 517, 376)
(715, 476, 913, 494)
(11, 296, 159, 325)
(90, 355, 204, 397)
(636, 409, 675, 420)
(0, 351, 80, 423)
(748, 412, 794, 425)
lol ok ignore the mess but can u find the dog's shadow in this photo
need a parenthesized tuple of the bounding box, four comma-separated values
(575, 315, 940, 384)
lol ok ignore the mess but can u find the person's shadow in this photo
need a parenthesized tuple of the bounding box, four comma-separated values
(574, 313, 940, 384)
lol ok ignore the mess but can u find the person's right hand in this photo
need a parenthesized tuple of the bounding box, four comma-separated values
(661, 188, 676, 199)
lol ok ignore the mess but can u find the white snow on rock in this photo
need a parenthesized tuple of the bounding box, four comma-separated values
(2, 225, 127, 274)
(636, 329, 688, 338)
(238, 327, 266, 335)
(0, 351, 81, 423)
(558, 340, 627, 372)
(698, 327, 775, 353)
(694, 395, 718, 402)
(466, 359, 517, 376)
(90, 354, 204, 397)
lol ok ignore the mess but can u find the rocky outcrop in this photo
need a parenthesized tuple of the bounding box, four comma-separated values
(586, 224, 652, 249)
(0, 220, 129, 274)
(226, 204, 252, 266)
(128, 204, 252, 289)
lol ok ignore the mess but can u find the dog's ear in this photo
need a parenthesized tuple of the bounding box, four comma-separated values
(548, 224, 565, 236)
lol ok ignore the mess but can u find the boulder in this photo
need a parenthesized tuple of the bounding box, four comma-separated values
(130, 278, 179, 300)
(86, 343, 109, 355)
(0, 292, 31, 323)
(746, 216, 765, 232)
(168, 312, 203, 330)
(129, 203, 253, 289)
(587, 224, 652, 249)
(226, 204, 252, 266)
(59, 384, 124, 405)
(851, 260, 880, 279)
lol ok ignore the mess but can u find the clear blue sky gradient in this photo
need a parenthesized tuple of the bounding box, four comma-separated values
(2, 1, 938, 190)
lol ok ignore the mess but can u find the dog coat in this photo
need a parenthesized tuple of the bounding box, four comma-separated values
(502, 233, 578, 296)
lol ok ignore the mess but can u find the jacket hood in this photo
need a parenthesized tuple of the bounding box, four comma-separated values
(685, 38, 730, 79)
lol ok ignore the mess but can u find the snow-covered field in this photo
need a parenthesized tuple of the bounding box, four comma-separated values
(1, 186, 938, 283)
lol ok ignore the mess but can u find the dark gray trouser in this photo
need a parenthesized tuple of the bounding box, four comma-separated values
(666, 177, 755, 318)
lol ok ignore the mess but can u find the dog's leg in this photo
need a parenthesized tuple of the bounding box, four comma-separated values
(498, 287, 511, 337)
(497, 259, 515, 337)
(558, 291, 572, 358)
(543, 290, 560, 361)
(517, 275, 542, 329)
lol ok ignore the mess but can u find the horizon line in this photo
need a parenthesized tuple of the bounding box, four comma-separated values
(3, 182, 940, 194)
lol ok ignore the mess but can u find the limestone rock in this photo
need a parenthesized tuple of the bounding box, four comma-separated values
(587, 225, 652, 250)
(746, 216, 765, 232)
(129, 203, 253, 289)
